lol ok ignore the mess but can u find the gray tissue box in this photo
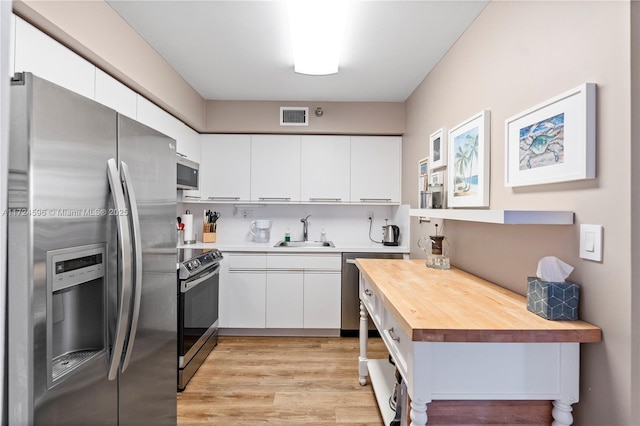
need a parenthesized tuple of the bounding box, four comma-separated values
(526, 277, 580, 320)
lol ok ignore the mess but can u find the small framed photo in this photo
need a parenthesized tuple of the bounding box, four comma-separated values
(447, 110, 491, 208)
(429, 128, 447, 169)
(419, 157, 429, 177)
(505, 83, 595, 187)
(430, 171, 444, 185)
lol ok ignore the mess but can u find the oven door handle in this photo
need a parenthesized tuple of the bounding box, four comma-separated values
(181, 264, 221, 293)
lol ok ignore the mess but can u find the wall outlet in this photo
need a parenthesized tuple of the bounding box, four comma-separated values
(241, 209, 253, 220)
(367, 211, 374, 221)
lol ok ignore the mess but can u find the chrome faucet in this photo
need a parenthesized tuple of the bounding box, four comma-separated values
(301, 215, 311, 241)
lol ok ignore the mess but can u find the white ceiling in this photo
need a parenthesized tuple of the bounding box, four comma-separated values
(107, 0, 488, 102)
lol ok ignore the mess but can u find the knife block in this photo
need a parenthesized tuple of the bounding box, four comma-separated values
(202, 232, 216, 243)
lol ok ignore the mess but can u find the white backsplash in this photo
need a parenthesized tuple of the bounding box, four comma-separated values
(177, 201, 410, 247)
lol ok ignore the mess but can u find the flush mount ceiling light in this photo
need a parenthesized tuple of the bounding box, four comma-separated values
(287, 0, 350, 75)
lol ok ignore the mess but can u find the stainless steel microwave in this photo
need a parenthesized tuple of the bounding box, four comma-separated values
(176, 156, 199, 190)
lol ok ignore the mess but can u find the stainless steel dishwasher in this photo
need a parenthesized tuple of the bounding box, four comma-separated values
(341, 252, 404, 336)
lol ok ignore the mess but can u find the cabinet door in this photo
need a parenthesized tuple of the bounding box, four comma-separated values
(304, 272, 341, 329)
(350, 136, 402, 203)
(266, 272, 304, 328)
(300, 135, 350, 203)
(14, 17, 95, 99)
(176, 123, 201, 164)
(226, 272, 266, 328)
(178, 125, 202, 200)
(251, 135, 301, 202)
(94, 68, 137, 119)
(200, 134, 251, 202)
(136, 95, 175, 137)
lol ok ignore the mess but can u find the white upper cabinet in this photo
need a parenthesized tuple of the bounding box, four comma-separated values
(300, 135, 350, 203)
(251, 135, 301, 203)
(136, 95, 174, 138)
(350, 136, 402, 203)
(200, 134, 251, 202)
(178, 125, 202, 200)
(175, 122, 200, 164)
(14, 17, 96, 100)
(94, 69, 137, 119)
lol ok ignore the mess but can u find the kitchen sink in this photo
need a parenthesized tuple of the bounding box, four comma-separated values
(274, 241, 335, 248)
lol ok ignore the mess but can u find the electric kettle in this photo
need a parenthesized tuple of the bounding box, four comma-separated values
(383, 225, 400, 246)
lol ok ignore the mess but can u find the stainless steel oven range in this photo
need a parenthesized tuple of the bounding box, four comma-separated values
(177, 248, 222, 391)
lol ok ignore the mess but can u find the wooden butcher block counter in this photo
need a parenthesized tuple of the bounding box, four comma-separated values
(354, 258, 601, 426)
(355, 258, 601, 344)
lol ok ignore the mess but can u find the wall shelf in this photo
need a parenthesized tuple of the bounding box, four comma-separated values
(409, 208, 574, 225)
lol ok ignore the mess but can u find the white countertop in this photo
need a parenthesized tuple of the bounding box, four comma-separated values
(177, 240, 410, 254)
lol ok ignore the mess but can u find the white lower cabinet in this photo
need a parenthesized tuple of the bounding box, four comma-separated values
(226, 271, 267, 328)
(223, 253, 267, 328)
(303, 272, 341, 328)
(266, 272, 304, 328)
(222, 252, 341, 332)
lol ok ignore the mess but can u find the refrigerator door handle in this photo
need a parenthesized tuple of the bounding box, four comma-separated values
(106, 158, 134, 381)
(119, 161, 142, 373)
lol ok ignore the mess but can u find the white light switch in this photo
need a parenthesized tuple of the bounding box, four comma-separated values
(580, 224, 603, 261)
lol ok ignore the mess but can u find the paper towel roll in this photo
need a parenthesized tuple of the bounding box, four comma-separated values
(182, 213, 195, 244)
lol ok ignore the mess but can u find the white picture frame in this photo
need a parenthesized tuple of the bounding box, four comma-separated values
(447, 110, 491, 208)
(429, 128, 446, 169)
(504, 83, 596, 187)
(430, 171, 443, 185)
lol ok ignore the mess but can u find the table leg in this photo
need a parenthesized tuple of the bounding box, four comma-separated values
(410, 399, 428, 426)
(358, 300, 369, 386)
(552, 400, 574, 426)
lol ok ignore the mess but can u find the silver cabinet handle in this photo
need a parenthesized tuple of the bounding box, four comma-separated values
(388, 327, 400, 342)
(364, 289, 373, 297)
(120, 161, 142, 374)
(183, 195, 201, 200)
(309, 198, 342, 202)
(106, 158, 133, 381)
(207, 196, 240, 201)
(259, 197, 291, 201)
(360, 198, 392, 202)
(176, 152, 187, 158)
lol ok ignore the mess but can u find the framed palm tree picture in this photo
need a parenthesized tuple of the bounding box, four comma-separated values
(447, 110, 491, 208)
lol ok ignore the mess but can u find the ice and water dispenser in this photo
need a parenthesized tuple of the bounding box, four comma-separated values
(46, 244, 108, 387)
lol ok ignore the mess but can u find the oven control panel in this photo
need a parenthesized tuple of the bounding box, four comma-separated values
(178, 249, 223, 280)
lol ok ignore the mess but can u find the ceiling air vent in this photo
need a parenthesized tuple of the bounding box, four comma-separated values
(280, 107, 309, 126)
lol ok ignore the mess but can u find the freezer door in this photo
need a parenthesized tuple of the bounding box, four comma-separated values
(8, 73, 118, 425)
(116, 115, 177, 425)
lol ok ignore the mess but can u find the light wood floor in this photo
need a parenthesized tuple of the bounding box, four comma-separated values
(177, 336, 389, 425)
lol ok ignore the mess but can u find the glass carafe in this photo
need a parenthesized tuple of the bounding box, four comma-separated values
(417, 234, 450, 270)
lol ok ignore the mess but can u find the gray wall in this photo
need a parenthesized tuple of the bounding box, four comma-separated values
(404, 1, 633, 424)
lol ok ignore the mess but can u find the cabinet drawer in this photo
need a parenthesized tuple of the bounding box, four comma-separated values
(228, 253, 267, 270)
(266, 254, 341, 270)
(381, 308, 409, 378)
(360, 276, 382, 329)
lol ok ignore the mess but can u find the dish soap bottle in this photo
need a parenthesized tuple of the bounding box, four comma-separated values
(320, 229, 327, 243)
(285, 228, 291, 242)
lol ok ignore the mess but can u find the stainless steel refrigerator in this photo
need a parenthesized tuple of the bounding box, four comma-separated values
(7, 73, 177, 425)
